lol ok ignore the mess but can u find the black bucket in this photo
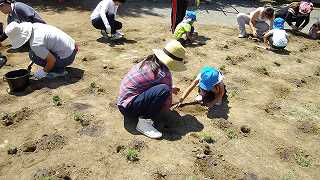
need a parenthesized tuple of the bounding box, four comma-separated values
(4, 69, 30, 92)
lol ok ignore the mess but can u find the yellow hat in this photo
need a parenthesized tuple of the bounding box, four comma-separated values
(153, 40, 187, 72)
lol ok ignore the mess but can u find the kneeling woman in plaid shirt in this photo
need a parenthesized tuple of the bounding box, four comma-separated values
(117, 40, 187, 139)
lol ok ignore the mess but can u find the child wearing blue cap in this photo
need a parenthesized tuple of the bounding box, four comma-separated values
(263, 17, 289, 50)
(177, 66, 225, 108)
(174, 10, 197, 44)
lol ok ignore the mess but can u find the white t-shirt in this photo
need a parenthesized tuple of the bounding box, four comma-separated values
(90, 0, 118, 28)
(29, 23, 75, 59)
(250, 7, 271, 24)
(270, 29, 288, 47)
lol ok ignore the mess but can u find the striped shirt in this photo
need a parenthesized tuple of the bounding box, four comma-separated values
(117, 62, 172, 108)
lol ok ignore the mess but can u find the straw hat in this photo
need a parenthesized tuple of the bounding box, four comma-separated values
(5, 22, 33, 49)
(153, 40, 186, 72)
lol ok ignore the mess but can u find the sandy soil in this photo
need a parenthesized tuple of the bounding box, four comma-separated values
(0, 1, 319, 180)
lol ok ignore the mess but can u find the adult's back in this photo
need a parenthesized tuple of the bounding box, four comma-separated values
(7, 2, 45, 24)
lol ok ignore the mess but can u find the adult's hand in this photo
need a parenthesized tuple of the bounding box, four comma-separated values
(252, 30, 257, 37)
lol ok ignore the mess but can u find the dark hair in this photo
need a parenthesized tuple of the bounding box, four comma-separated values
(139, 54, 164, 73)
(114, 0, 126, 3)
(2, 0, 14, 4)
(263, 7, 274, 19)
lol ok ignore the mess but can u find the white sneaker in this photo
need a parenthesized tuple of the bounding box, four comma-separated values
(111, 32, 124, 40)
(136, 118, 162, 139)
(195, 95, 203, 102)
(116, 30, 124, 36)
(100, 30, 108, 37)
(238, 34, 247, 38)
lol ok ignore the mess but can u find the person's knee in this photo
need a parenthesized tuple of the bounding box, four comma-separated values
(156, 84, 170, 97)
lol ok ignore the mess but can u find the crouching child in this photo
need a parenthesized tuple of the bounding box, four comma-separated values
(174, 10, 197, 45)
(178, 66, 225, 108)
(264, 17, 289, 50)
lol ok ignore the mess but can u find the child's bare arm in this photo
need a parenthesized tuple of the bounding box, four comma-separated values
(179, 78, 199, 103)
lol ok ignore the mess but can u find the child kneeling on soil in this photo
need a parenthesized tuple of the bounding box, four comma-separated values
(174, 10, 197, 45)
(263, 17, 289, 50)
(5, 22, 78, 79)
(177, 66, 225, 108)
(91, 0, 125, 40)
(117, 40, 187, 139)
(309, 19, 320, 40)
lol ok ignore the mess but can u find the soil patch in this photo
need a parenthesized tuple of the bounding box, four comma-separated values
(297, 120, 320, 135)
(193, 147, 244, 179)
(1, 107, 32, 127)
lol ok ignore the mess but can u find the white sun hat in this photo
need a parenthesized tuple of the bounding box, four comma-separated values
(152, 40, 187, 72)
(5, 22, 33, 49)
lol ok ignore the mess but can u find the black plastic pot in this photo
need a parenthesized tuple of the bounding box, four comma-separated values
(4, 69, 30, 92)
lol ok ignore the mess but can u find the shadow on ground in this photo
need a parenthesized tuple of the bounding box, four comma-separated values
(207, 93, 230, 120)
(123, 110, 204, 141)
(184, 35, 211, 48)
(9, 67, 84, 96)
(23, 0, 270, 17)
(96, 37, 137, 47)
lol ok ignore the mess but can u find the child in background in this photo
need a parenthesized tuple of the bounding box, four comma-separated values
(309, 19, 320, 40)
(263, 17, 289, 50)
(177, 66, 225, 108)
(174, 10, 197, 45)
(91, 0, 125, 40)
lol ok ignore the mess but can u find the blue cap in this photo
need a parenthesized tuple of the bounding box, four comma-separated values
(199, 66, 222, 91)
(273, 17, 285, 29)
(185, 10, 197, 21)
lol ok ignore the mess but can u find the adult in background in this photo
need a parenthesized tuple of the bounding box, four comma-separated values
(91, 0, 125, 40)
(237, 7, 274, 38)
(275, 1, 313, 32)
(0, 0, 45, 43)
(5, 22, 78, 79)
(309, 18, 320, 40)
(171, 0, 189, 33)
(117, 40, 187, 139)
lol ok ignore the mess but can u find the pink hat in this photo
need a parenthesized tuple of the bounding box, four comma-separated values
(299, 1, 313, 14)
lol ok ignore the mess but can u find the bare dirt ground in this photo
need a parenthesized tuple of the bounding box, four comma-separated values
(0, 1, 319, 180)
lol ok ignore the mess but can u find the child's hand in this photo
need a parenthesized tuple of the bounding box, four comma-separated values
(172, 87, 180, 95)
(252, 30, 257, 37)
